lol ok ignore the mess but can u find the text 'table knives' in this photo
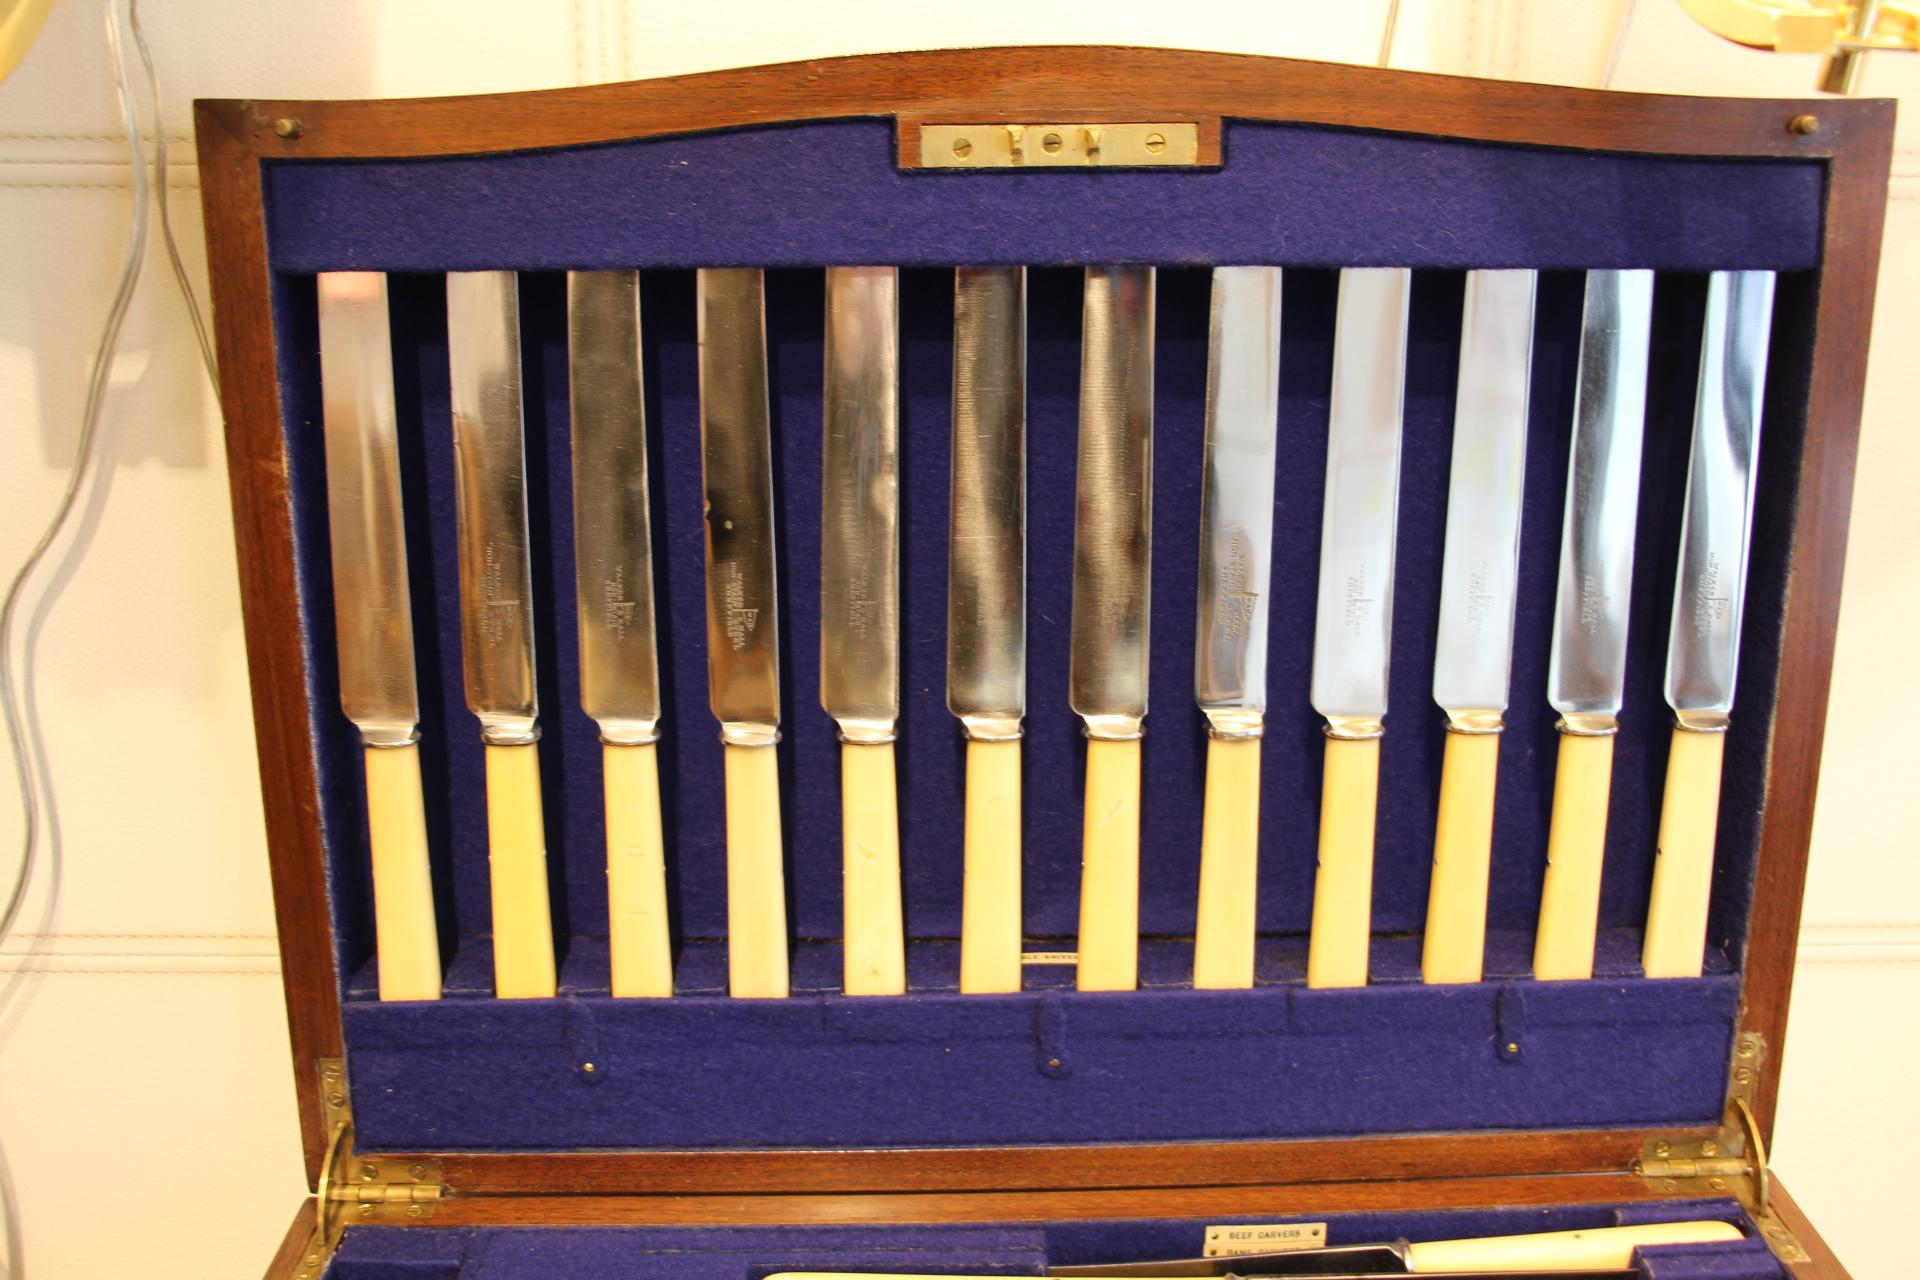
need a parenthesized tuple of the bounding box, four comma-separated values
(318, 271, 441, 1002)
(1533, 269, 1654, 981)
(1191, 266, 1282, 991)
(1643, 269, 1773, 977)
(1307, 267, 1411, 990)
(568, 269, 672, 998)
(447, 269, 557, 999)
(1422, 269, 1536, 985)
(697, 267, 789, 998)
(1071, 265, 1154, 992)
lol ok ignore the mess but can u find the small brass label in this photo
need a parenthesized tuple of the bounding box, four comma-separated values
(1205, 1223, 1329, 1257)
(921, 123, 1200, 169)
(1021, 950, 1079, 965)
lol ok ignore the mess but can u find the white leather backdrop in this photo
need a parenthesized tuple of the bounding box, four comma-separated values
(0, 2, 1912, 1275)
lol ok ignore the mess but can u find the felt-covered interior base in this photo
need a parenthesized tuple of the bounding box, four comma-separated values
(257, 117, 1822, 1154)
(324, 1203, 1784, 1279)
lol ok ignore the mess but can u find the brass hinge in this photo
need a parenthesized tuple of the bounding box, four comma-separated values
(1635, 1032, 1808, 1266)
(292, 1058, 446, 1280)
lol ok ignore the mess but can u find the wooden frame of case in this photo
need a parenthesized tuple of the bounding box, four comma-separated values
(193, 46, 1890, 1279)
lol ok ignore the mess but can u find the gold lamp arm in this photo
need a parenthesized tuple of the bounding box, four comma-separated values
(0, 0, 57, 83)
(1675, 0, 1917, 92)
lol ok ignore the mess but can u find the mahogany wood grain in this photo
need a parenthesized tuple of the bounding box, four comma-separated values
(1771, 1180, 1853, 1279)
(260, 1199, 318, 1280)
(194, 46, 1892, 1198)
(410, 1127, 1702, 1197)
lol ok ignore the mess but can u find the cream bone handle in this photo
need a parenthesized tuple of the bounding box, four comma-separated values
(1642, 722, 1728, 978)
(1307, 730, 1381, 989)
(841, 740, 906, 995)
(1404, 1219, 1744, 1273)
(959, 737, 1023, 994)
(724, 741, 790, 998)
(1422, 722, 1502, 985)
(484, 742, 558, 999)
(1533, 723, 1616, 981)
(764, 1220, 1743, 1280)
(603, 740, 673, 998)
(1192, 733, 1262, 990)
(362, 742, 442, 1001)
(1077, 736, 1142, 991)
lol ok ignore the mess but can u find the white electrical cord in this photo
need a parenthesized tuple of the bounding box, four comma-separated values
(0, 0, 215, 958)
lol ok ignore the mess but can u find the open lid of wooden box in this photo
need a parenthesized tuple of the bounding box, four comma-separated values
(193, 46, 1890, 1280)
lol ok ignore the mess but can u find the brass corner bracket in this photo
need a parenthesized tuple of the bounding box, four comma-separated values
(292, 1059, 446, 1280)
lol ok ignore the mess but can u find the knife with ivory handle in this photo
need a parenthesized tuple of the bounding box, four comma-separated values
(822, 266, 906, 995)
(1421, 269, 1536, 985)
(1191, 266, 1281, 991)
(772, 1218, 1741, 1278)
(1070, 266, 1155, 992)
(1532, 270, 1654, 981)
(568, 269, 672, 998)
(698, 267, 789, 998)
(317, 271, 441, 1002)
(1306, 268, 1411, 990)
(1643, 270, 1774, 978)
(447, 270, 557, 999)
(949, 267, 1027, 994)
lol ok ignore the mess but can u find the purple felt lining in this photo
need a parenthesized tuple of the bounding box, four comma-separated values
(259, 120, 1821, 273)
(254, 116, 1824, 1154)
(325, 1205, 1781, 1280)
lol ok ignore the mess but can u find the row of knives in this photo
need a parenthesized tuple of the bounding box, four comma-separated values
(316, 262, 1772, 1004)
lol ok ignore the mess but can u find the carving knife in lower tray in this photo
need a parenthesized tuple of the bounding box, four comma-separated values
(772, 1219, 1740, 1279)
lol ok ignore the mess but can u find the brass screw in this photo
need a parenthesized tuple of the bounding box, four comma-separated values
(1047, 1056, 1063, 1069)
(1789, 114, 1819, 136)
(273, 117, 303, 139)
(358, 1204, 375, 1218)
(582, 1061, 597, 1074)
(1736, 1067, 1754, 1084)
(1700, 1139, 1718, 1156)
(1042, 132, 1063, 154)
(952, 137, 972, 159)
(326, 1092, 346, 1108)
(358, 1162, 380, 1181)
(408, 1163, 428, 1180)
(1654, 1140, 1672, 1157)
(1145, 132, 1166, 154)
(407, 1203, 429, 1219)
(1505, 1042, 1520, 1055)
(1709, 1177, 1727, 1191)
(1662, 1179, 1679, 1192)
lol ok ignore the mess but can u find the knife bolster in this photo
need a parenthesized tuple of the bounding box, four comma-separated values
(1077, 735, 1141, 991)
(724, 741, 791, 998)
(363, 741, 442, 1001)
(1532, 722, 1616, 981)
(1642, 721, 1728, 978)
(1422, 722, 1502, 985)
(604, 740, 674, 998)
(960, 736, 1023, 994)
(1193, 734, 1261, 990)
(484, 741, 559, 999)
(1307, 730, 1380, 989)
(840, 740, 907, 995)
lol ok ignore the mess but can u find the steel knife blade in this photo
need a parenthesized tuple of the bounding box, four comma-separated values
(1309, 268, 1411, 738)
(821, 266, 901, 744)
(318, 271, 419, 749)
(1665, 270, 1774, 729)
(947, 267, 1027, 743)
(1546, 270, 1654, 735)
(1069, 265, 1155, 741)
(447, 270, 539, 746)
(1431, 269, 1537, 730)
(1194, 266, 1282, 739)
(698, 267, 781, 746)
(568, 269, 661, 747)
